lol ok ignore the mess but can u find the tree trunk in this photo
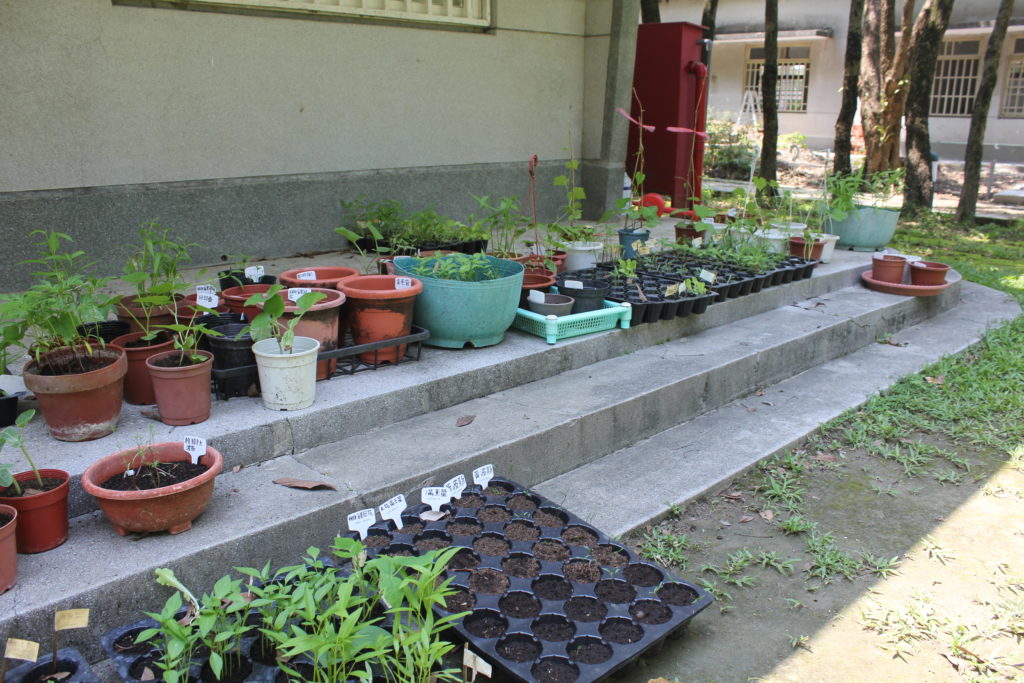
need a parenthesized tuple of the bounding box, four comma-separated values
(956, 0, 1015, 222)
(640, 0, 660, 23)
(700, 0, 719, 69)
(758, 0, 779, 193)
(834, 0, 865, 176)
(903, 0, 955, 215)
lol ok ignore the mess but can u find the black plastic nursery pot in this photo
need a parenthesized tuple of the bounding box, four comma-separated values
(0, 391, 21, 427)
(76, 320, 131, 344)
(208, 322, 259, 400)
(556, 278, 611, 315)
(355, 477, 713, 683)
(5, 648, 100, 683)
(218, 270, 278, 291)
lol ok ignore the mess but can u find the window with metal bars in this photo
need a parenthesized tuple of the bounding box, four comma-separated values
(155, 0, 491, 28)
(1000, 38, 1024, 118)
(743, 46, 811, 113)
(930, 39, 980, 117)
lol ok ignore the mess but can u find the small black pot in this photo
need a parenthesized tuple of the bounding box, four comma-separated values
(209, 323, 259, 400)
(0, 391, 20, 427)
(219, 270, 278, 290)
(557, 278, 611, 315)
(5, 648, 100, 683)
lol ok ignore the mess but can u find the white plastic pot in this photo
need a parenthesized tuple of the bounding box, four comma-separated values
(818, 233, 841, 263)
(251, 336, 320, 411)
(563, 241, 603, 272)
(754, 228, 793, 254)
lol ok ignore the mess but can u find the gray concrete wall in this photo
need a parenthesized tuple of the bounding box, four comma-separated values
(0, 0, 640, 291)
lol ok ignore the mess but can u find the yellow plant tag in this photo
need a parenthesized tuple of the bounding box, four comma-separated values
(4, 638, 39, 663)
(55, 609, 90, 631)
(666, 283, 680, 297)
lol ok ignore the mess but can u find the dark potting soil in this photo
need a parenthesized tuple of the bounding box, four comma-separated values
(113, 627, 155, 656)
(0, 477, 64, 498)
(484, 483, 513, 496)
(444, 588, 476, 613)
(473, 535, 510, 557)
(564, 596, 607, 622)
(630, 599, 672, 625)
(497, 635, 542, 663)
(504, 520, 540, 542)
(33, 353, 115, 376)
(397, 521, 424, 535)
(415, 535, 452, 552)
(568, 639, 613, 664)
(362, 532, 391, 548)
(533, 539, 571, 562)
(477, 505, 511, 524)
(454, 492, 486, 508)
(499, 592, 541, 619)
(600, 619, 645, 644)
(0, 513, 12, 528)
(562, 559, 601, 584)
(592, 544, 629, 568)
(150, 352, 205, 368)
(595, 579, 637, 604)
(21, 660, 78, 683)
(507, 493, 538, 511)
(561, 525, 598, 547)
(533, 617, 575, 642)
(623, 563, 664, 587)
(658, 582, 698, 606)
(469, 568, 510, 594)
(531, 658, 579, 683)
(384, 545, 414, 557)
(251, 634, 278, 666)
(464, 611, 507, 639)
(533, 575, 573, 600)
(447, 521, 483, 537)
(533, 508, 568, 528)
(200, 655, 253, 683)
(99, 462, 208, 491)
(128, 654, 161, 682)
(502, 554, 541, 578)
(448, 548, 481, 571)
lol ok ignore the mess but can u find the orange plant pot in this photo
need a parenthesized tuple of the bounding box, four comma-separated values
(110, 331, 174, 405)
(146, 350, 214, 426)
(0, 470, 68, 553)
(0, 505, 16, 592)
(221, 284, 275, 321)
(871, 254, 907, 284)
(340, 275, 423, 363)
(787, 237, 824, 260)
(279, 266, 360, 289)
(115, 295, 181, 335)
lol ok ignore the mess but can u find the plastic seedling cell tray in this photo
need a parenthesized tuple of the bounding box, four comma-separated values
(513, 301, 632, 344)
(5, 648, 100, 683)
(355, 477, 713, 683)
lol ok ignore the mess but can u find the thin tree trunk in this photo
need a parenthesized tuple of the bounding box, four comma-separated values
(640, 0, 660, 23)
(957, 0, 1015, 222)
(700, 0, 719, 69)
(903, 0, 955, 215)
(834, 0, 865, 176)
(758, 0, 779, 192)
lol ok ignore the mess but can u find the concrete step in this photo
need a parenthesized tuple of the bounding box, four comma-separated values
(535, 280, 1021, 538)
(0, 257, 978, 661)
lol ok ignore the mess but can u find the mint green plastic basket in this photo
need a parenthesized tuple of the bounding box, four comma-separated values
(512, 300, 632, 344)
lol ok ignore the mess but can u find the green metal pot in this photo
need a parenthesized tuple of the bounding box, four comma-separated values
(826, 204, 900, 252)
(392, 255, 524, 348)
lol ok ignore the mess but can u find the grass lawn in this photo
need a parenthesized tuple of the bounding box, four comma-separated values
(612, 213, 1024, 682)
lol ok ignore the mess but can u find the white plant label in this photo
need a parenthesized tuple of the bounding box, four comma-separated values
(702, 217, 716, 225)
(666, 283, 680, 297)
(296, 270, 317, 281)
(347, 508, 376, 540)
(288, 287, 312, 302)
(379, 494, 407, 530)
(244, 265, 265, 280)
(528, 289, 546, 304)
(195, 284, 217, 296)
(395, 277, 414, 290)
(462, 647, 493, 679)
(699, 269, 718, 284)
(182, 435, 206, 464)
(125, 469, 135, 476)
(444, 474, 467, 499)
(691, 237, 703, 248)
(562, 280, 584, 290)
(196, 292, 219, 309)
(421, 486, 450, 512)
(638, 242, 652, 256)
(473, 464, 495, 489)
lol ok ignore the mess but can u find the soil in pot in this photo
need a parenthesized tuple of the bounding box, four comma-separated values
(592, 543, 629, 567)
(533, 507, 568, 529)
(630, 599, 672, 625)
(443, 586, 475, 612)
(504, 519, 540, 542)
(19, 659, 80, 683)
(496, 635, 542, 663)
(657, 582, 698, 606)
(447, 548, 481, 571)
(200, 655, 253, 683)
(484, 481, 514, 497)
(532, 539, 571, 562)
(477, 505, 511, 524)
(112, 627, 157, 656)
(623, 563, 664, 587)
(507, 493, 539, 511)
(98, 462, 208, 491)
(568, 637, 613, 665)
(468, 568, 509, 594)
(533, 574, 573, 600)
(453, 492, 485, 508)
(562, 559, 601, 583)
(362, 530, 391, 548)
(561, 525, 598, 547)
(532, 616, 575, 642)
(502, 553, 541, 578)
(414, 531, 452, 552)
(1, 476, 66, 498)
(499, 591, 541, 619)
(446, 519, 482, 537)
(473, 534, 510, 557)
(600, 618, 644, 644)
(250, 634, 278, 666)
(564, 596, 607, 622)
(463, 609, 507, 638)
(595, 579, 637, 604)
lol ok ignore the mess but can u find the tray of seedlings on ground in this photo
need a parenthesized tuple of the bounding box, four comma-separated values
(357, 476, 713, 683)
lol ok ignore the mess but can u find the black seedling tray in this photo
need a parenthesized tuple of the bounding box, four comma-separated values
(354, 477, 713, 683)
(4, 648, 100, 683)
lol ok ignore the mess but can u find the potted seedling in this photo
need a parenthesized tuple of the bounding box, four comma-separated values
(145, 313, 222, 426)
(0, 410, 70, 552)
(243, 285, 327, 410)
(473, 195, 528, 262)
(824, 167, 905, 252)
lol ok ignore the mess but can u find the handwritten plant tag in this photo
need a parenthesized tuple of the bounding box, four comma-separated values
(4, 639, 38, 663)
(421, 486, 450, 512)
(444, 474, 467, 499)
(347, 508, 375, 540)
(196, 292, 219, 309)
(699, 269, 717, 284)
(287, 288, 312, 302)
(296, 270, 317, 281)
(395, 277, 414, 290)
(379, 494, 407, 530)
(182, 436, 206, 464)
(562, 280, 583, 290)
(55, 609, 90, 631)
(244, 265, 265, 281)
(195, 284, 217, 296)
(472, 464, 494, 489)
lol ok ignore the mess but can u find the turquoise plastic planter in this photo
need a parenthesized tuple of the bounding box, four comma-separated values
(617, 228, 651, 259)
(393, 255, 525, 348)
(826, 204, 900, 252)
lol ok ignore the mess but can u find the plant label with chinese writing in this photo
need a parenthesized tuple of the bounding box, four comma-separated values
(379, 494, 407, 530)
(196, 284, 217, 296)
(55, 609, 90, 631)
(182, 436, 206, 464)
(347, 508, 375, 539)
(472, 464, 494, 489)
(395, 277, 413, 290)
(244, 265, 265, 281)
(699, 269, 717, 284)
(196, 292, 219, 309)
(287, 288, 312, 302)
(296, 270, 317, 281)
(562, 280, 583, 290)
(421, 486, 450, 512)
(444, 474, 467, 499)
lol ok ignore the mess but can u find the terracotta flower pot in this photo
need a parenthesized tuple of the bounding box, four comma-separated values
(909, 260, 950, 286)
(81, 442, 223, 535)
(788, 236, 825, 260)
(110, 331, 174, 405)
(0, 504, 15, 592)
(0, 469, 69, 553)
(260, 288, 346, 380)
(279, 266, 360, 290)
(115, 295, 181, 335)
(340, 275, 423, 363)
(871, 254, 907, 284)
(221, 284, 276, 321)
(22, 346, 127, 442)
(146, 350, 214, 426)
